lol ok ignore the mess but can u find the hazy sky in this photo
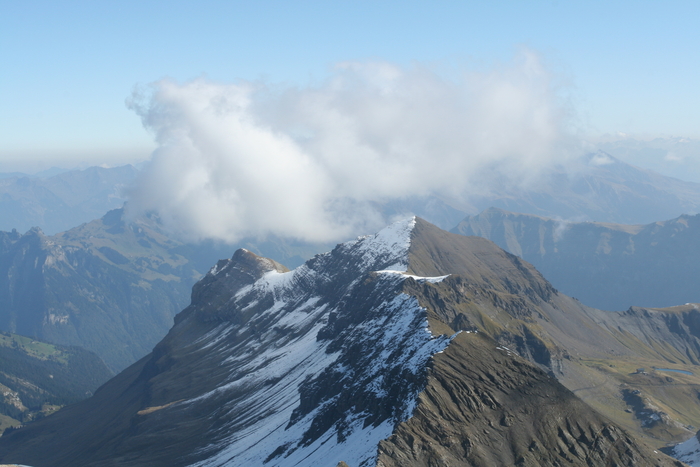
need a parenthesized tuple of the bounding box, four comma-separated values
(2, 0, 698, 174)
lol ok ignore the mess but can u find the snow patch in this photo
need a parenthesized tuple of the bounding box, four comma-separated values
(376, 270, 450, 283)
(671, 434, 700, 466)
(342, 216, 415, 272)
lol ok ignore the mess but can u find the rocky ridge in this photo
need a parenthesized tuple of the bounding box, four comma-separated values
(0, 218, 687, 466)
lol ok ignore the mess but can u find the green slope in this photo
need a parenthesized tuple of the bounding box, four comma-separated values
(0, 331, 112, 433)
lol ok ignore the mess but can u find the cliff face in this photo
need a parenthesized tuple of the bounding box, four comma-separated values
(0, 218, 687, 466)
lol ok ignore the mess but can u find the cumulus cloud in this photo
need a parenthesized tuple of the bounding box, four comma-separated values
(126, 50, 580, 242)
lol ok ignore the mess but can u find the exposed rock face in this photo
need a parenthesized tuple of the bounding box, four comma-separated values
(0, 218, 685, 466)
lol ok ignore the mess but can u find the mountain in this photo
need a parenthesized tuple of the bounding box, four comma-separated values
(464, 152, 700, 225)
(6, 153, 700, 240)
(0, 208, 331, 372)
(0, 165, 138, 235)
(597, 136, 700, 185)
(0, 209, 197, 372)
(0, 218, 687, 466)
(0, 331, 112, 434)
(452, 207, 700, 310)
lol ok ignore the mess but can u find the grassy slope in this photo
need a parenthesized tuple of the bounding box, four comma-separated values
(408, 218, 700, 448)
(0, 331, 112, 433)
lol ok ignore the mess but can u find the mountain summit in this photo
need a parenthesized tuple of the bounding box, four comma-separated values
(0, 218, 683, 466)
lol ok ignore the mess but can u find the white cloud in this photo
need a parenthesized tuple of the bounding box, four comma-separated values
(126, 50, 580, 242)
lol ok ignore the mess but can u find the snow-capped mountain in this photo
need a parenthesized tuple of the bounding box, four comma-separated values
(0, 218, 684, 466)
(182, 218, 454, 467)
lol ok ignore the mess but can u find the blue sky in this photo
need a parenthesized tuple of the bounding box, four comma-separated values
(1, 0, 699, 174)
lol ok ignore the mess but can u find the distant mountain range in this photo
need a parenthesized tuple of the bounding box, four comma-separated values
(453, 207, 700, 310)
(1, 218, 694, 466)
(461, 152, 700, 225)
(0, 208, 331, 372)
(0, 208, 216, 372)
(4, 152, 700, 239)
(597, 136, 700, 184)
(2, 154, 700, 374)
(0, 165, 137, 235)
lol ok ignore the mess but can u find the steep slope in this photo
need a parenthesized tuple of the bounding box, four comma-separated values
(401, 225, 700, 447)
(0, 218, 684, 466)
(377, 332, 676, 467)
(453, 207, 700, 310)
(0, 219, 454, 466)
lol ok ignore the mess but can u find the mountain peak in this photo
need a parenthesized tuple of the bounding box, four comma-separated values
(338, 215, 416, 273)
(187, 248, 290, 322)
(209, 248, 289, 281)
